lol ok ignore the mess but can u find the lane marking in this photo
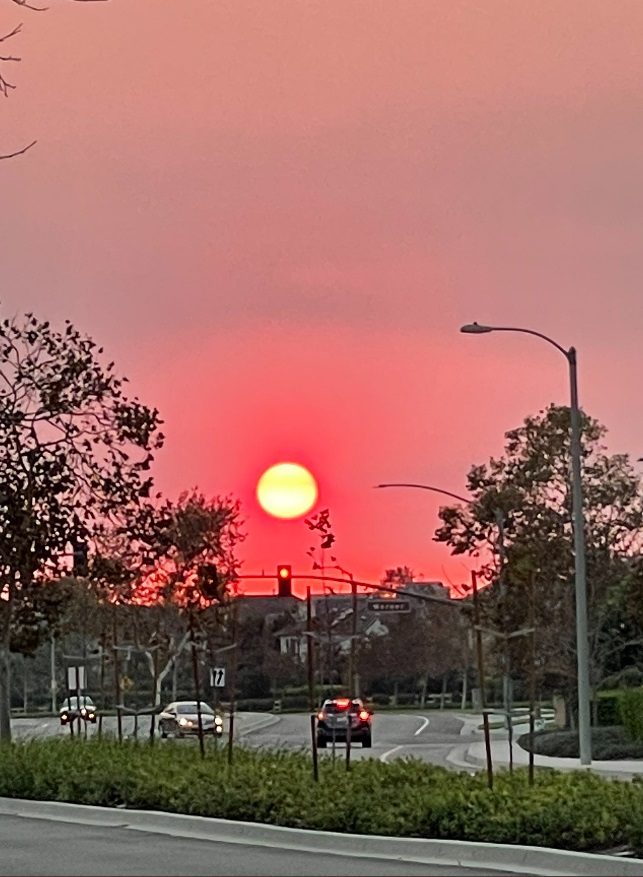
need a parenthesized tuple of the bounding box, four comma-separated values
(379, 744, 403, 763)
(414, 716, 430, 736)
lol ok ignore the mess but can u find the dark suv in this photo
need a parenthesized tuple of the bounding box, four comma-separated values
(316, 698, 372, 748)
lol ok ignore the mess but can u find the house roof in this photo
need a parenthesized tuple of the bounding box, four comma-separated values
(236, 594, 303, 622)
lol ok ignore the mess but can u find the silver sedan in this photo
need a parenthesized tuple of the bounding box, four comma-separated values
(158, 701, 223, 738)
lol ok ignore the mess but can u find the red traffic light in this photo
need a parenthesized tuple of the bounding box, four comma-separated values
(277, 564, 292, 596)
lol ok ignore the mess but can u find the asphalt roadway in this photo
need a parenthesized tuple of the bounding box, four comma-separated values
(0, 813, 524, 877)
(11, 710, 478, 767)
(239, 709, 476, 767)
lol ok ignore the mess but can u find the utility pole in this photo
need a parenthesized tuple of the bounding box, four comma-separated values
(50, 634, 57, 713)
(471, 570, 493, 790)
(306, 587, 319, 782)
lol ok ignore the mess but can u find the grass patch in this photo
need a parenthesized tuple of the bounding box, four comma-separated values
(1, 737, 643, 853)
(519, 726, 643, 760)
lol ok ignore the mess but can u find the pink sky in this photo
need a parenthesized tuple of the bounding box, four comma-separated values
(3, 1, 643, 594)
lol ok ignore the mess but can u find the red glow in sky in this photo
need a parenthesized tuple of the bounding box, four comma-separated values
(4, 1, 643, 595)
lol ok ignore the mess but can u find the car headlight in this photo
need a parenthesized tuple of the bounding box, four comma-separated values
(215, 717, 223, 726)
(61, 713, 68, 721)
(178, 717, 189, 726)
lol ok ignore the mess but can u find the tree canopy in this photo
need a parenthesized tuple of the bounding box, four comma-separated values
(0, 310, 163, 740)
(433, 404, 643, 706)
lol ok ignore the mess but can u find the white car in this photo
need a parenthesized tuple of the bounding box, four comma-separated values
(158, 701, 223, 738)
(59, 696, 97, 725)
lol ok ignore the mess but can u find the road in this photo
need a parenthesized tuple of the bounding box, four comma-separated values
(10, 711, 278, 744)
(240, 710, 477, 768)
(0, 812, 526, 876)
(12, 710, 479, 768)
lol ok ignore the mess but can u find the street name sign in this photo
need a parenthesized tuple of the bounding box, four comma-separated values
(367, 599, 411, 613)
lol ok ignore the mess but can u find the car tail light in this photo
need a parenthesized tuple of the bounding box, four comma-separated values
(359, 709, 369, 721)
(335, 698, 350, 709)
(317, 711, 325, 720)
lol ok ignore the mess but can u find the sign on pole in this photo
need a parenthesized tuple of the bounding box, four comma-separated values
(210, 667, 226, 688)
(367, 599, 411, 613)
(67, 666, 86, 690)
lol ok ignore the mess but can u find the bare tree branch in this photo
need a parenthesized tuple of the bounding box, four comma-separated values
(0, 24, 22, 42)
(9, 1, 48, 11)
(0, 140, 36, 159)
(2, 1, 110, 160)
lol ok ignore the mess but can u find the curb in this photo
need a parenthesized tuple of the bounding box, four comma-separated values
(0, 797, 642, 876)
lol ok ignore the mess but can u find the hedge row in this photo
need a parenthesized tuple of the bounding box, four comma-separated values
(519, 726, 643, 760)
(2, 738, 643, 855)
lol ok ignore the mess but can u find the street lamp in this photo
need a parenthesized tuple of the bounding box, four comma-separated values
(460, 321, 592, 766)
(374, 480, 510, 778)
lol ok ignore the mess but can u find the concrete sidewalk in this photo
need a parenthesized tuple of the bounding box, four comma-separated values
(452, 713, 643, 780)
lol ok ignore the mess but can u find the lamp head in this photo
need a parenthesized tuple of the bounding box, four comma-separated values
(460, 322, 494, 334)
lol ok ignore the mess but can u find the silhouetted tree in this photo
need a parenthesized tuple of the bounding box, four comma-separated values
(0, 310, 163, 741)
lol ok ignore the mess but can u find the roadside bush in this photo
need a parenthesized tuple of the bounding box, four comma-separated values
(620, 688, 643, 742)
(395, 693, 418, 706)
(596, 693, 621, 726)
(370, 693, 390, 706)
(518, 726, 643, 760)
(621, 667, 643, 688)
(280, 695, 310, 711)
(235, 698, 274, 712)
(0, 738, 641, 854)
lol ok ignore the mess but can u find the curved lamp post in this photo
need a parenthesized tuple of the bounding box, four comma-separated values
(374, 480, 497, 787)
(460, 321, 591, 766)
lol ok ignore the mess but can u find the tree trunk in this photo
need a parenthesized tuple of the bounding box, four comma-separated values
(171, 657, 177, 701)
(22, 656, 28, 713)
(0, 637, 12, 743)
(440, 672, 447, 710)
(420, 675, 428, 708)
(461, 667, 468, 710)
(392, 680, 398, 706)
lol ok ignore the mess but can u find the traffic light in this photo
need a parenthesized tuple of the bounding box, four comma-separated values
(277, 564, 292, 597)
(73, 541, 88, 577)
(198, 563, 221, 602)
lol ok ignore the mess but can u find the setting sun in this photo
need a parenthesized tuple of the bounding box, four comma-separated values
(256, 463, 318, 520)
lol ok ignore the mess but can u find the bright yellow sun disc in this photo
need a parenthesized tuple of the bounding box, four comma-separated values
(256, 463, 318, 520)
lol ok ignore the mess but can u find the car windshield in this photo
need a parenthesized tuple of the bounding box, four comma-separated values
(62, 697, 94, 709)
(176, 703, 214, 715)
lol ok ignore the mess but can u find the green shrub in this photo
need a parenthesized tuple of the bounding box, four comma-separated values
(620, 688, 643, 742)
(0, 737, 641, 854)
(395, 693, 418, 706)
(235, 698, 274, 712)
(596, 693, 622, 726)
(518, 725, 643, 760)
(280, 695, 310, 710)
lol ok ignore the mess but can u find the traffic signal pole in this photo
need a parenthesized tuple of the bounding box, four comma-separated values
(237, 573, 463, 610)
(306, 587, 319, 783)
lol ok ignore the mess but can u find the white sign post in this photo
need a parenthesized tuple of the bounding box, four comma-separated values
(210, 667, 226, 688)
(67, 666, 86, 691)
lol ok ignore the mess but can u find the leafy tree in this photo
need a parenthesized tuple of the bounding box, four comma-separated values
(380, 566, 417, 591)
(0, 311, 163, 740)
(434, 404, 643, 720)
(123, 491, 245, 707)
